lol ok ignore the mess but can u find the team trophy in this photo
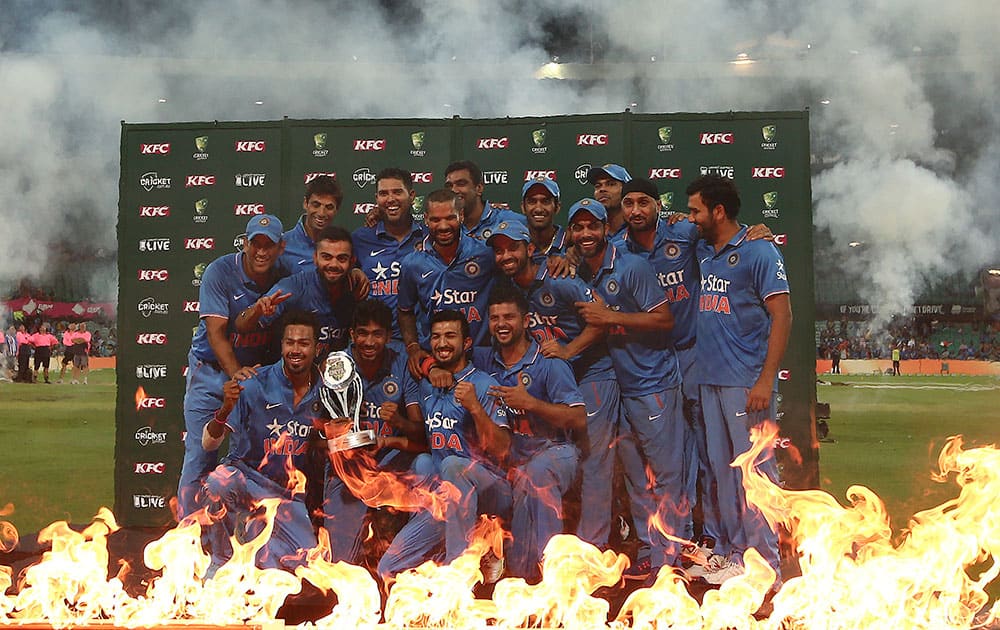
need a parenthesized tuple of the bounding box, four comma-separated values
(319, 351, 375, 452)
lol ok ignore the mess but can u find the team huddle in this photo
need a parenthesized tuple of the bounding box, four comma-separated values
(175, 160, 792, 590)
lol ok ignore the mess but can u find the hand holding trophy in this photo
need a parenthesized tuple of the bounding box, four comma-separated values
(319, 351, 376, 452)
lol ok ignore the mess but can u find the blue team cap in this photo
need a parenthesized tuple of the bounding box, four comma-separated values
(486, 220, 531, 245)
(246, 214, 284, 244)
(567, 198, 608, 223)
(586, 163, 632, 185)
(521, 176, 560, 200)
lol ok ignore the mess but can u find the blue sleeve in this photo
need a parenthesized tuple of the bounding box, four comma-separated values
(753, 242, 790, 300)
(471, 347, 492, 372)
(396, 252, 419, 312)
(542, 358, 585, 407)
(397, 352, 421, 407)
(198, 257, 232, 319)
(625, 256, 669, 311)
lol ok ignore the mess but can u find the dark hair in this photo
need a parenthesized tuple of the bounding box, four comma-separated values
(487, 284, 529, 316)
(430, 309, 470, 340)
(315, 225, 353, 253)
(444, 160, 483, 186)
(425, 188, 460, 208)
(279, 309, 319, 341)
(376, 167, 413, 191)
(305, 175, 344, 208)
(352, 299, 392, 332)
(685, 175, 741, 218)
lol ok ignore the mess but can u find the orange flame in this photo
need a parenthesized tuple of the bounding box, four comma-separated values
(134, 386, 148, 411)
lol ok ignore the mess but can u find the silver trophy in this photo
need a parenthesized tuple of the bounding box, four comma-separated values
(319, 351, 375, 452)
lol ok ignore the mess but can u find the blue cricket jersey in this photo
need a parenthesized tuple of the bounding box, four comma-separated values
(510, 266, 615, 385)
(472, 340, 583, 443)
(466, 202, 526, 242)
(279, 217, 316, 272)
(259, 269, 355, 357)
(578, 242, 681, 396)
(397, 233, 496, 348)
(351, 220, 425, 340)
(621, 219, 700, 351)
(419, 363, 508, 465)
(221, 361, 324, 492)
(190, 252, 279, 367)
(695, 226, 789, 389)
(352, 343, 421, 453)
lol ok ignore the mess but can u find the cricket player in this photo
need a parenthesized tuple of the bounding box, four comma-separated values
(351, 168, 426, 341)
(177, 214, 287, 518)
(397, 188, 496, 379)
(687, 174, 791, 584)
(321, 299, 425, 563)
(201, 310, 324, 572)
(569, 197, 688, 577)
(238, 225, 360, 359)
(281, 175, 343, 271)
(520, 176, 569, 258)
(444, 160, 525, 241)
(588, 164, 632, 239)
(473, 285, 585, 582)
(378, 310, 511, 581)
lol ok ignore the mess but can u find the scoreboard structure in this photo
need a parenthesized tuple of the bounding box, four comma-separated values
(117, 111, 816, 526)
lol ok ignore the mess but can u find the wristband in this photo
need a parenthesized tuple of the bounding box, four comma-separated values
(420, 356, 437, 378)
(213, 410, 229, 425)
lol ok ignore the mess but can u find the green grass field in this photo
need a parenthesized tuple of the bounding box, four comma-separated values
(1, 369, 998, 544)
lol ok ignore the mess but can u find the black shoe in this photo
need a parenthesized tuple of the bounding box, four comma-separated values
(623, 555, 651, 581)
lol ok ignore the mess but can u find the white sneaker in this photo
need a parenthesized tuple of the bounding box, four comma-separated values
(681, 537, 715, 578)
(82, 378, 88, 385)
(700, 555, 744, 585)
(71, 380, 79, 384)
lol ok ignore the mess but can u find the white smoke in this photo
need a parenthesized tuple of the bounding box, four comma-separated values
(0, 0, 997, 320)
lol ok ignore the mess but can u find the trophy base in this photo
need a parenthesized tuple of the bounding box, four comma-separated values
(328, 429, 377, 453)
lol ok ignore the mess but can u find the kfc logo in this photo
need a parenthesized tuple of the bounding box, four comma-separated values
(353, 139, 386, 151)
(136, 333, 168, 345)
(412, 172, 433, 184)
(354, 203, 376, 215)
(476, 137, 509, 150)
(137, 396, 167, 410)
(304, 172, 337, 183)
(140, 143, 171, 155)
(699, 132, 734, 145)
(185, 175, 216, 187)
(183, 301, 200, 312)
(752, 167, 785, 178)
(184, 238, 215, 250)
(648, 168, 683, 179)
(137, 269, 169, 282)
(139, 205, 170, 218)
(576, 134, 609, 146)
(235, 140, 266, 152)
(134, 462, 166, 474)
(524, 170, 556, 181)
(234, 203, 265, 216)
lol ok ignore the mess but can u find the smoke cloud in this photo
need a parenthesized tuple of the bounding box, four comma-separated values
(1, 0, 997, 320)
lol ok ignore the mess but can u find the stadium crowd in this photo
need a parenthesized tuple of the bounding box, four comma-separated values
(817, 319, 1000, 362)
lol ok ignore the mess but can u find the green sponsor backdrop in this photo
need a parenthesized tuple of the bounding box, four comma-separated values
(118, 112, 815, 527)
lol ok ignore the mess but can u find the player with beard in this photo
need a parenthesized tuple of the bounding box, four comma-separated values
(520, 176, 570, 258)
(238, 225, 363, 359)
(444, 160, 525, 242)
(569, 197, 689, 579)
(177, 214, 288, 519)
(321, 299, 425, 563)
(397, 189, 496, 380)
(687, 174, 791, 585)
(351, 168, 425, 342)
(472, 286, 585, 582)
(281, 175, 343, 271)
(201, 310, 324, 573)
(378, 310, 510, 583)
